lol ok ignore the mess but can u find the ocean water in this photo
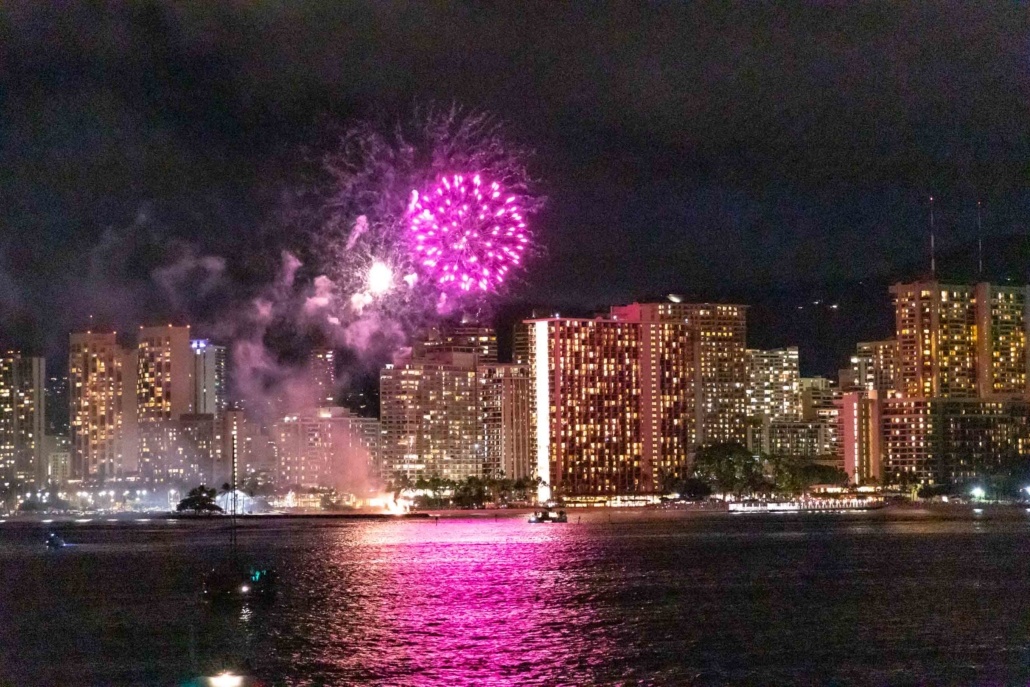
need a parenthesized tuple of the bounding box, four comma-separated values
(2, 510, 1030, 686)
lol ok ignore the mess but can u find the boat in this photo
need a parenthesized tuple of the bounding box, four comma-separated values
(203, 563, 277, 602)
(529, 508, 568, 523)
(728, 498, 885, 513)
(44, 531, 66, 549)
(202, 438, 277, 604)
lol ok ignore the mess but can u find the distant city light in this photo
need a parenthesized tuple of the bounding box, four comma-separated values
(971, 486, 986, 499)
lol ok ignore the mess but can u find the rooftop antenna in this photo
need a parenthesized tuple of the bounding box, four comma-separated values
(929, 195, 937, 280)
(976, 200, 984, 279)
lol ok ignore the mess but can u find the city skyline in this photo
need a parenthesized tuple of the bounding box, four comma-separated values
(6, 274, 1030, 497)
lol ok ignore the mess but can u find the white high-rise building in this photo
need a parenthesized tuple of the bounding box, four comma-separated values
(746, 347, 801, 422)
(379, 354, 481, 484)
(191, 340, 228, 417)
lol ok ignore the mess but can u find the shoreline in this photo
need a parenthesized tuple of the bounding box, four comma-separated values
(3, 500, 1030, 524)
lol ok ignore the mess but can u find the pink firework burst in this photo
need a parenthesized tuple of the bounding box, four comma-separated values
(408, 173, 529, 294)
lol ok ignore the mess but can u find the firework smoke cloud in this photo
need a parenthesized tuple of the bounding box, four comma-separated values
(301, 105, 544, 342)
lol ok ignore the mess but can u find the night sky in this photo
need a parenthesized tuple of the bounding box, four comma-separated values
(3, 3, 1030, 376)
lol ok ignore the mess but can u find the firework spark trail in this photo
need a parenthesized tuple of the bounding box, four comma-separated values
(280, 105, 545, 367)
(408, 173, 528, 295)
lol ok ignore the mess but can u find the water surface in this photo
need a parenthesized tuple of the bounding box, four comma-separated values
(2, 510, 1029, 686)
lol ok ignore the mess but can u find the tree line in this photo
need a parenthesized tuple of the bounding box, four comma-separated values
(663, 442, 849, 499)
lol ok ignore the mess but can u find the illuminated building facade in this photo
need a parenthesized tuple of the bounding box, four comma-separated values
(528, 318, 642, 499)
(800, 376, 842, 462)
(974, 283, 1028, 398)
(379, 356, 481, 483)
(178, 413, 219, 485)
(840, 391, 882, 484)
(528, 313, 694, 499)
(216, 409, 248, 488)
(891, 282, 978, 398)
(513, 321, 532, 365)
(479, 363, 533, 479)
(310, 348, 337, 407)
(746, 347, 801, 421)
(69, 332, 134, 480)
(136, 325, 193, 480)
(873, 282, 1030, 485)
(417, 321, 499, 363)
(845, 339, 898, 396)
(611, 301, 748, 446)
(275, 407, 381, 490)
(758, 419, 834, 458)
(191, 340, 228, 417)
(0, 352, 45, 483)
(881, 397, 1030, 485)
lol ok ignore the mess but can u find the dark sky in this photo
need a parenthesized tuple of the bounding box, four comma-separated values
(2, 3, 1030, 374)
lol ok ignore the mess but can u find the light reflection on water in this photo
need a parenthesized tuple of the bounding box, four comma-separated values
(280, 519, 622, 685)
(3, 513, 1030, 685)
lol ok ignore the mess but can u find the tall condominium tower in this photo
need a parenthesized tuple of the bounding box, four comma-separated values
(417, 321, 499, 363)
(891, 281, 1029, 400)
(310, 348, 337, 406)
(274, 406, 379, 490)
(0, 352, 45, 483)
(891, 282, 978, 398)
(745, 347, 801, 421)
(191, 339, 228, 417)
(69, 332, 134, 479)
(136, 325, 193, 480)
(527, 313, 694, 500)
(974, 283, 1028, 398)
(611, 301, 748, 446)
(379, 354, 481, 483)
(846, 339, 898, 396)
(880, 397, 1030, 485)
(840, 390, 882, 485)
(478, 363, 533, 479)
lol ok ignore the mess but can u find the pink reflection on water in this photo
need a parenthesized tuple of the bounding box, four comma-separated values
(306, 517, 617, 685)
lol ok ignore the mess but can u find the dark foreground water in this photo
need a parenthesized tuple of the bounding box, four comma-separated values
(3, 510, 1030, 686)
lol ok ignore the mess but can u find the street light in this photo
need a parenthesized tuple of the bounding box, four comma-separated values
(971, 486, 986, 500)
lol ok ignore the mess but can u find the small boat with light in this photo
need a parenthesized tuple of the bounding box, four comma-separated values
(203, 563, 277, 602)
(44, 531, 66, 549)
(529, 508, 568, 523)
(202, 440, 277, 604)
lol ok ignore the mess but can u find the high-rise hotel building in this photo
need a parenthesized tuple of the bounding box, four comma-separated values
(845, 339, 898, 396)
(611, 301, 749, 446)
(745, 347, 801, 422)
(840, 282, 1030, 485)
(974, 283, 1028, 398)
(417, 322, 499, 363)
(192, 339, 228, 417)
(310, 348, 337, 407)
(528, 309, 695, 500)
(478, 363, 533, 479)
(69, 332, 135, 479)
(890, 282, 1028, 399)
(136, 325, 194, 480)
(275, 406, 380, 490)
(0, 352, 45, 483)
(379, 323, 530, 486)
(379, 353, 481, 483)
